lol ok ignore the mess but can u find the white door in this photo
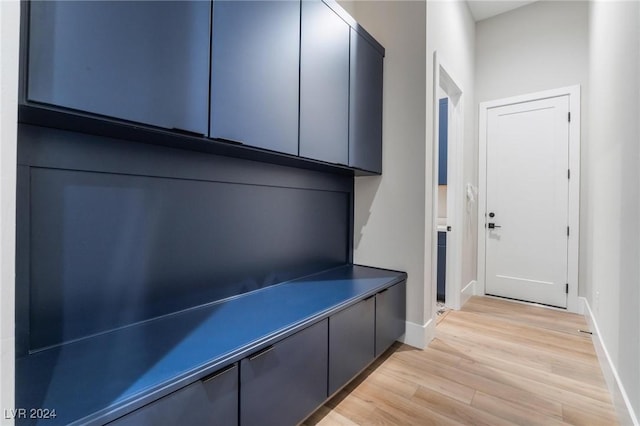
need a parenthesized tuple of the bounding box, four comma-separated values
(485, 95, 570, 308)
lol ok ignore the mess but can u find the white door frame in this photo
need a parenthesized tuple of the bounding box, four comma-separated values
(477, 85, 581, 313)
(0, 0, 20, 418)
(431, 51, 464, 314)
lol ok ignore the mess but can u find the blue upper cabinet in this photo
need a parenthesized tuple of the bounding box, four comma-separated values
(210, 1, 300, 156)
(27, 1, 210, 135)
(299, 1, 350, 165)
(24, 1, 385, 174)
(349, 28, 384, 174)
(439, 98, 448, 185)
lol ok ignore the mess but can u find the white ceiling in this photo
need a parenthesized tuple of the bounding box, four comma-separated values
(466, 0, 539, 22)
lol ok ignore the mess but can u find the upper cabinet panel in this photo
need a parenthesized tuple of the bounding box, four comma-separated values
(349, 29, 384, 174)
(27, 1, 210, 135)
(299, 1, 349, 165)
(210, 1, 300, 156)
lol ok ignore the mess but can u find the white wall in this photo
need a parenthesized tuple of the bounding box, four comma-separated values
(475, 0, 590, 296)
(427, 0, 476, 305)
(342, 1, 428, 346)
(476, 1, 589, 102)
(0, 1, 19, 423)
(586, 1, 640, 422)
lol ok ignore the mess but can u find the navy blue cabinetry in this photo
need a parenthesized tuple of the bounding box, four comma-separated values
(437, 232, 447, 301)
(210, 1, 300, 155)
(109, 365, 238, 426)
(375, 281, 406, 357)
(299, 0, 350, 165)
(240, 320, 328, 426)
(349, 29, 384, 174)
(22, 1, 386, 174)
(27, 1, 210, 135)
(439, 98, 448, 184)
(329, 296, 375, 396)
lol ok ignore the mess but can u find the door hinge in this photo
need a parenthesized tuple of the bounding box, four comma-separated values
(568, 169, 571, 179)
(568, 112, 571, 122)
(566, 283, 569, 294)
(567, 226, 570, 237)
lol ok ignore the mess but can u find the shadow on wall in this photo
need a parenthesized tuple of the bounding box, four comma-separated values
(353, 176, 383, 249)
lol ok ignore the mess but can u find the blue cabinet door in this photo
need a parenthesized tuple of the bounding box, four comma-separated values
(27, 1, 210, 135)
(349, 29, 384, 174)
(375, 281, 406, 357)
(299, 1, 350, 165)
(210, 1, 300, 155)
(439, 98, 448, 185)
(329, 296, 375, 395)
(108, 364, 238, 426)
(240, 320, 328, 426)
(437, 232, 447, 301)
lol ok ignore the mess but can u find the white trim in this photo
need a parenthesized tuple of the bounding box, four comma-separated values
(401, 319, 435, 350)
(431, 51, 465, 316)
(582, 297, 639, 426)
(460, 280, 475, 308)
(0, 1, 20, 422)
(477, 85, 581, 313)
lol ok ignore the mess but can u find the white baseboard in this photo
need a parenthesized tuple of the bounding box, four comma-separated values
(461, 280, 476, 308)
(401, 318, 435, 349)
(581, 297, 639, 426)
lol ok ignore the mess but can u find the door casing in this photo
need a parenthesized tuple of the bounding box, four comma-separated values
(477, 85, 581, 313)
(431, 51, 465, 315)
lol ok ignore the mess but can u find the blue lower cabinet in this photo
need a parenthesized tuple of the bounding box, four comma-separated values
(437, 232, 447, 301)
(375, 281, 407, 357)
(108, 364, 238, 426)
(328, 297, 375, 396)
(240, 320, 328, 426)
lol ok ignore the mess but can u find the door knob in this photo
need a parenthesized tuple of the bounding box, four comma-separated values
(488, 223, 501, 229)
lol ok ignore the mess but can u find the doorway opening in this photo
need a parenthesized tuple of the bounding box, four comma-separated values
(431, 52, 464, 318)
(436, 96, 448, 305)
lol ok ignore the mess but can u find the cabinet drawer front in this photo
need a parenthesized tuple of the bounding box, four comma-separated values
(28, 1, 210, 135)
(375, 282, 406, 357)
(240, 320, 328, 426)
(109, 364, 238, 426)
(329, 297, 375, 395)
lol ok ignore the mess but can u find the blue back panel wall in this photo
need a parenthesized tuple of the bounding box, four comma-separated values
(17, 125, 352, 353)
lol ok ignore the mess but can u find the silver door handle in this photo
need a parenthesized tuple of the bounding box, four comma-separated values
(487, 223, 501, 229)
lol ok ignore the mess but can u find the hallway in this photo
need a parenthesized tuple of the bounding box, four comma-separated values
(306, 296, 617, 425)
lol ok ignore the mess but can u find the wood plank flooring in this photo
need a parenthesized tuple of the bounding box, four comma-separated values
(304, 296, 617, 425)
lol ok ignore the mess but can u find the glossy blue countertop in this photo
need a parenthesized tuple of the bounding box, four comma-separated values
(16, 264, 406, 425)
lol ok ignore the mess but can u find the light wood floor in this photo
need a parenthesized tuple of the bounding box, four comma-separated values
(304, 296, 618, 425)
